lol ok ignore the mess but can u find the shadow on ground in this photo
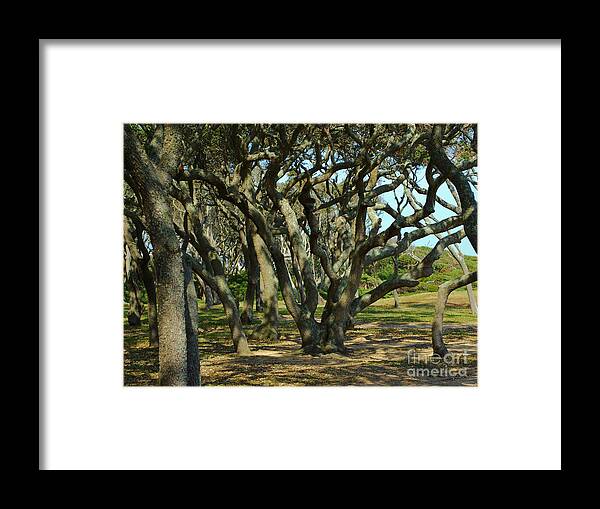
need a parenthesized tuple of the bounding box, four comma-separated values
(125, 318, 477, 387)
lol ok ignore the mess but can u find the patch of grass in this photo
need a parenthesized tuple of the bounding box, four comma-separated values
(354, 288, 477, 324)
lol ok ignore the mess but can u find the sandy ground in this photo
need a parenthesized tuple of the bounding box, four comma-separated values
(125, 320, 477, 387)
(199, 322, 477, 386)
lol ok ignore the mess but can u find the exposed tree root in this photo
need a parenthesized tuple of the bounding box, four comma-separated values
(249, 322, 279, 342)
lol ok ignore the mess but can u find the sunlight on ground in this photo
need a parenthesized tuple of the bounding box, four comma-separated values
(124, 289, 477, 387)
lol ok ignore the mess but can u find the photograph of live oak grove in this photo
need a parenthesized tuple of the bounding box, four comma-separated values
(123, 124, 478, 386)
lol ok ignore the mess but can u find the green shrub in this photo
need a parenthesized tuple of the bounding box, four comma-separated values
(227, 271, 248, 302)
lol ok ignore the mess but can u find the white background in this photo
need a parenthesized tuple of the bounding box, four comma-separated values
(41, 41, 561, 470)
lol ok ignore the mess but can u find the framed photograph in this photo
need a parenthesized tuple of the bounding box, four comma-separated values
(40, 39, 561, 469)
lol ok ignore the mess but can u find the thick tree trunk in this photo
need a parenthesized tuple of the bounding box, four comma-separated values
(313, 251, 364, 354)
(183, 256, 200, 385)
(125, 125, 190, 386)
(320, 319, 348, 354)
(153, 234, 189, 386)
(297, 317, 322, 354)
(295, 315, 350, 356)
(432, 271, 478, 357)
(249, 222, 279, 341)
(240, 221, 258, 324)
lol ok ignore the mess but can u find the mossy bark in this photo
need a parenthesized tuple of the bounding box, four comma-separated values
(240, 219, 259, 324)
(250, 221, 279, 339)
(183, 256, 200, 385)
(125, 125, 191, 386)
